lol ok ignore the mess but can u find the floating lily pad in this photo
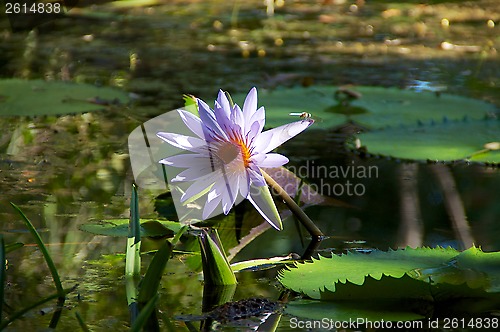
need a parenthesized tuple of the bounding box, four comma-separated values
(0, 79, 128, 117)
(349, 118, 500, 165)
(279, 246, 459, 300)
(79, 219, 182, 238)
(278, 247, 500, 302)
(232, 86, 497, 130)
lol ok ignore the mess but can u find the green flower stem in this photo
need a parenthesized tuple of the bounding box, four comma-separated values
(261, 170, 324, 239)
(10, 203, 65, 299)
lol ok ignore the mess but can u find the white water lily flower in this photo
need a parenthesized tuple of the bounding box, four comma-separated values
(157, 87, 313, 230)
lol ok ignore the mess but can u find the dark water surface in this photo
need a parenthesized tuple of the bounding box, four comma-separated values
(1, 0, 499, 330)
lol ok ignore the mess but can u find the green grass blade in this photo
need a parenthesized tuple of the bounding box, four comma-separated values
(130, 184, 140, 245)
(137, 240, 172, 304)
(0, 286, 76, 330)
(10, 203, 65, 299)
(125, 237, 141, 277)
(126, 184, 142, 326)
(0, 235, 5, 325)
(130, 294, 159, 332)
(126, 184, 141, 277)
(137, 226, 187, 305)
(75, 311, 90, 332)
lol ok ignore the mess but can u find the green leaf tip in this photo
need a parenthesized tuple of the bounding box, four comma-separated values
(199, 229, 237, 285)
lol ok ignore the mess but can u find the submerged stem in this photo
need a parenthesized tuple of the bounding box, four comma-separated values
(261, 169, 324, 239)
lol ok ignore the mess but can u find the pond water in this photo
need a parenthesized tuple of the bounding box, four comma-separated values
(1, 0, 499, 331)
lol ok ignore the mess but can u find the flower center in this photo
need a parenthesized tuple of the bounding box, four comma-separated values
(235, 137, 251, 167)
(215, 138, 251, 168)
(216, 141, 239, 164)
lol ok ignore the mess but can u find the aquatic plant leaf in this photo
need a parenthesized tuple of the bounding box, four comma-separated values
(79, 219, 182, 237)
(183, 94, 198, 113)
(232, 86, 496, 130)
(285, 298, 424, 322)
(230, 255, 295, 272)
(410, 246, 500, 293)
(138, 240, 172, 304)
(126, 184, 141, 279)
(350, 118, 500, 164)
(11, 203, 65, 299)
(280, 247, 500, 302)
(279, 246, 459, 299)
(199, 229, 237, 285)
(130, 294, 159, 332)
(0, 79, 128, 117)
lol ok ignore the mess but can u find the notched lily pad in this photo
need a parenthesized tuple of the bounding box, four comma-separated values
(278, 246, 500, 302)
(0, 79, 129, 117)
(278, 246, 459, 300)
(349, 118, 500, 165)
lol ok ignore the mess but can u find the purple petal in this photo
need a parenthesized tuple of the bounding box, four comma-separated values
(172, 164, 214, 182)
(216, 90, 231, 118)
(238, 172, 250, 198)
(157, 132, 207, 151)
(247, 120, 263, 142)
(180, 172, 217, 202)
(258, 153, 289, 168)
(177, 109, 209, 141)
(248, 106, 265, 135)
(250, 152, 266, 164)
(197, 98, 228, 140)
(221, 173, 240, 214)
(254, 119, 313, 154)
(159, 153, 204, 167)
(242, 87, 258, 125)
(212, 170, 237, 215)
(214, 91, 233, 132)
(203, 190, 222, 219)
(230, 104, 245, 131)
(247, 165, 266, 187)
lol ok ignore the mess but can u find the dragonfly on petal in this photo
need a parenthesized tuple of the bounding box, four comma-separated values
(289, 112, 323, 123)
(157, 87, 314, 230)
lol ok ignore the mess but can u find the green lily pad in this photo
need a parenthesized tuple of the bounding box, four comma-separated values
(0, 79, 128, 117)
(232, 86, 497, 130)
(279, 247, 500, 302)
(79, 219, 182, 238)
(279, 246, 459, 300)
(412, 246, 500, 293)
(349, 118, 500, 164)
